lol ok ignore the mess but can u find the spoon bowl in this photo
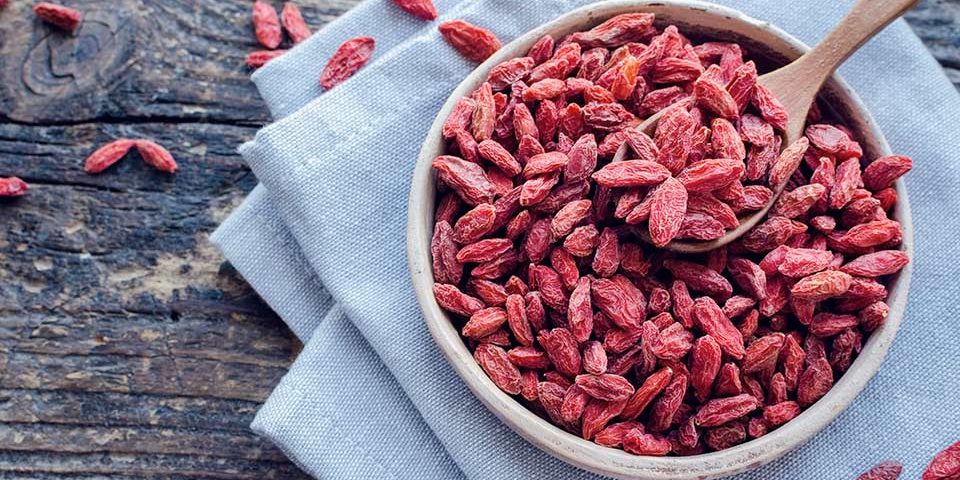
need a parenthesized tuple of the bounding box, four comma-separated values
(618, 0, 918, 253)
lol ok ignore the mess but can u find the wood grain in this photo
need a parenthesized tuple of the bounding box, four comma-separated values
(0, 0, 955, 478)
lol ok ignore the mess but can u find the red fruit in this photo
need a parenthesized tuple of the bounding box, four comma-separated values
(33, 2, 82, 32)
(623, 429, 672, 456)
(433, 284, 484, 317)
(281, 3, 312, 44)
(474, 344, 522, 394)
(135, 140, 178, 173)
(246, 49, 288, 68)
(692, 297, 744, 359)
(432, 155, 495, 206)
(569, 13, 656, 48)
(487, 57, 536, 92)
(576, 374, 635, 401)
(84, 139, 136, 174)
(439, 20, 501, 62)
(857, 461, 903, 480)
(567, 277, 593, 342)
(648, 177, 688, 248)
(797, 357, 833, 407)
(392, 0, 438, 20)
(694, 394, 759, 427)
(763, 401, 801, 427)
(0, 177, 29, 197)
(320, 36, 376, 90)
(864, 155, 913, 191)
(251, 0, 282, 49)
(538, 328, 581, 378)
(923, 441, 960, 480)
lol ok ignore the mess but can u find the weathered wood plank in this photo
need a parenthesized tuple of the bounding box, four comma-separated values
(0, 389, 261, 432)
(0, 451, 308, 479)
(0, 350, 288, 402)
(906, 0, 960, 88)
(0, 311, 296, 367)
(0, 423, 288, 462)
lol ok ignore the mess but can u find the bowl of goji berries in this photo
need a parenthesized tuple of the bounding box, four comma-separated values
(407, 1, 913, 478)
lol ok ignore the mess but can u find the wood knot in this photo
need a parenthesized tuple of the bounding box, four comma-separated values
(9, 8, 137, 120)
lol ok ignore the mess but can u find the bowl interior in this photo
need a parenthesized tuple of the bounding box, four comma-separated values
(407, 1, 913, 478)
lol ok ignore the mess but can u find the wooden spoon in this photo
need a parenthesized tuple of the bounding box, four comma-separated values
(615, 0, 919, 253)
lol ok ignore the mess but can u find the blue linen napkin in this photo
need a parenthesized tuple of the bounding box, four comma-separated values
(211, 0, 960, 478)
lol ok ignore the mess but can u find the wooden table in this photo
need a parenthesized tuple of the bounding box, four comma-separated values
(0, 0, 955, 477)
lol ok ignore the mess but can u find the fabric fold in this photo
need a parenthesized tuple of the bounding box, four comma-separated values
(214, 0, 472, 342)
(252, 305, 463, 479)
(216, 0, 960, 478)
(212, 185, 332, 341)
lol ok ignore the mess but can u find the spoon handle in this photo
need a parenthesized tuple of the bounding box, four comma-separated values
(805, 0, 919, 77)
(762, 0, 919, 138)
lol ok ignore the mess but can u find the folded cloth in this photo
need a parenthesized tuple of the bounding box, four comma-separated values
(251, 305, 464, 479)
(213, 0, 960, 478)
(213, 0, 470, 342)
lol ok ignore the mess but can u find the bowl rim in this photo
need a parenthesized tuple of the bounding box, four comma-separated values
(406, 1, 914, 478)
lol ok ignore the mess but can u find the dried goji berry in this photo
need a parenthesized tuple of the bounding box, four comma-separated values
(281, 2, 311, 44)
(856, 461, 904, 480)
(576, 373, 635, 401)
(923, 441, 960, 480)
(433, 155, 495, 206)
(320, 36, 375, 90)
(569, 13, 656, 48)
(594, 421, 642, 448)
(439, 20, 501, 62)
(34, 2, 82, 32)
(528, 34, 555, 65)
(796, 357, 833, 407)
(839, 243, 909, 273)
(246, 49, 288, 68)
(475, 343, 522, 394)
(648, 177, 688, 247)
(623, 428, 672, 456)
(648, 373, 687, 432)
(694, 394, 759, 427)
(251, 0, 282, 49)
(135, 140, 178, 173)
(84, 139, 136, 174)
(392, 0, 438, 21)
(0, 177, 28, 197)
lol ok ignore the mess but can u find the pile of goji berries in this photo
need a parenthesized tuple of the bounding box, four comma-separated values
(430, 13, 913, 456)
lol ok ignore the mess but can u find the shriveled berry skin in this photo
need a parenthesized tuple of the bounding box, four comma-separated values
(84, 140, 136, 174)
(320, 36, 376, 90)
(246, 49, 288, 69)
(0, 177, 29, 197)
(923, 441, 960, 480)
(33, 2, 83, 32)
(439, 20, 501, 62)
(135, 140, 178, 173)
(392, 0, 438, 20)
(251, 0, 282, 49)
(856, 461, 903, 480)
(474, 344, 521, 395)
(281, 3, 312, 44)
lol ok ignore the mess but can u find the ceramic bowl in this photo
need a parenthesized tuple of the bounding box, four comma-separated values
(407, 1, 913, 478)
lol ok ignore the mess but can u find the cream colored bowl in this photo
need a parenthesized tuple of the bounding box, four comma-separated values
(406, 1, 913, 478)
